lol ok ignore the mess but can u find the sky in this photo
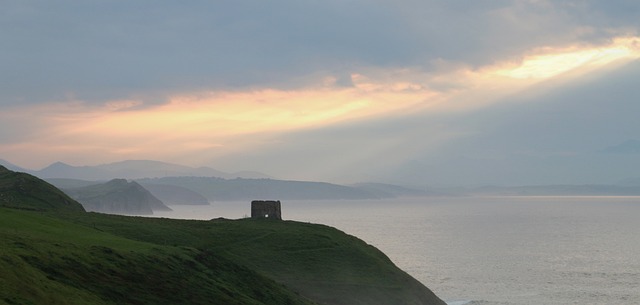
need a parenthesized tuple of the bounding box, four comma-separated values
(1, 1, 640, 186)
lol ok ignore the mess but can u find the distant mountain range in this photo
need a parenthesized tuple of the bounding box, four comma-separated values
(6, 158, 640, 199)
(138, 177, 384, 201)
(0, 159, 272, 180)
(47, 178, 211, 206)
(0, 159, 428, 201)
(62, 179, 172, 215)
(0, 159, 28, 173)
(350, 182, 435, 198)
(48, 176, 428, 202)
(137, 183, 210, 205)
(463, 184, 640, 196)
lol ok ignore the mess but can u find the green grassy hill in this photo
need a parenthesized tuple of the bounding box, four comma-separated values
(0, 208, 316, 305)
(0, 165, 84, 212)
(0, 166, 445, 305)
(60, 214, 445, 305)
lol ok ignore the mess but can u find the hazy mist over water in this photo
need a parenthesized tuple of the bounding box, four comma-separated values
(5, 3, 640, 302)
(154, 197, 640, 304)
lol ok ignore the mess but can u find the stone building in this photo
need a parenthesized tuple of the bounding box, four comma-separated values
(251, 200, 282, 220)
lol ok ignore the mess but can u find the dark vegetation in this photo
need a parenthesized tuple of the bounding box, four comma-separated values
(0, 166, 84, 212)
(0, 209, 314, 305)
(0, 166, 445, 305)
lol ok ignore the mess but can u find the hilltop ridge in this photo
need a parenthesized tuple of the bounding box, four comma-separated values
(0, 165, 85, 212)
(0, 166, 446, 305)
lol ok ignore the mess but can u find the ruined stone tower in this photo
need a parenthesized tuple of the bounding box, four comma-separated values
(251, 200, 282, 220)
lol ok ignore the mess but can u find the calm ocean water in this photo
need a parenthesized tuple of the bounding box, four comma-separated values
(153, 196, 640, 305)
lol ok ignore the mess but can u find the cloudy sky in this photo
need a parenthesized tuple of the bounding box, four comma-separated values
(1, 1, 639, 186)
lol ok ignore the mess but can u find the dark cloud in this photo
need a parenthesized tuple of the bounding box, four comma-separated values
(1, 0, 637, 105)
(584, 0, 640, 25)
(1, 1, 411, 104)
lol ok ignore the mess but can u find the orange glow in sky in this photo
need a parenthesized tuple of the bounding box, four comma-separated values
(493, 37, 640, 79)
(2, 36, 639, 168)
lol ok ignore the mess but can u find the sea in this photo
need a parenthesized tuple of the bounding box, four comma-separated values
(152, 196, 640, 305)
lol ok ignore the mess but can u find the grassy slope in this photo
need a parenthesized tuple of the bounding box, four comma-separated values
(0, 166, 445, 305)
(60, 214, 446, 305)
(0, 166, 85, 212)
(0, 208, 316, 305)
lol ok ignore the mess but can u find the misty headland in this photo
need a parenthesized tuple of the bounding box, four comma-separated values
(5, 159, 640, 304)
(0, 165, 447, 305)
(2, 2, 640, 304)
